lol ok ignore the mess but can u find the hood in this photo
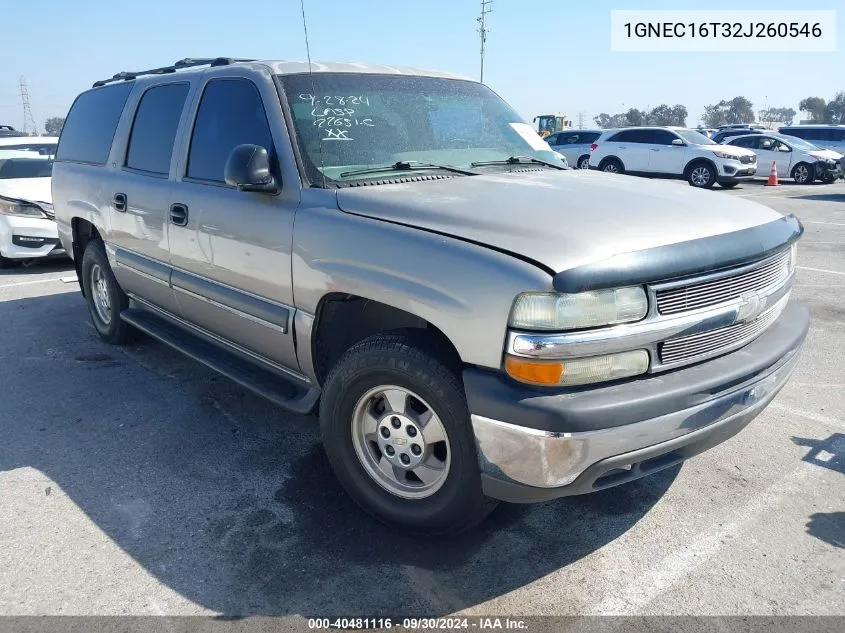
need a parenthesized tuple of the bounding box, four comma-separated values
(0, 177, 52, 205)
(703, 144, 755, 156)
(809, 149, 842, 161)
(335, 170, 783, 273)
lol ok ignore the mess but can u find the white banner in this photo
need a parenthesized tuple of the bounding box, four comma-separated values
(610, 10, 836, 52)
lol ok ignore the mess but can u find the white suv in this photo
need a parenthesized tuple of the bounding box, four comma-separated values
(589, 127, 757, 189)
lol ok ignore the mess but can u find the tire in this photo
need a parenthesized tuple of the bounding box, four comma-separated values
(319, 331, 497, 536)
(720, 182, 739, 189)
(0, 255, 10, 269)
(687, 162, 716, 188)
(80, 239, 135, 345)
(577, 155, 591, 170)
(600, 158, 623, 174)
(792, 162, 814, 185)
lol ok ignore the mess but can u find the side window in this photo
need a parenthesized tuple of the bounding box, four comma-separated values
(546, 133, 560, 144)
(610, 130, 650, 143)
(187, 79, 273, 183)
(783, 128, 804, 139)
(56, 83, 133, 164)
(830, 128, 845, 142)
(125, 83, 190, 175)
(651, 130, 678, 145)
(730, 137, 751, 148)
(583, 132, 601, 144)
(758, 137, 776, 150)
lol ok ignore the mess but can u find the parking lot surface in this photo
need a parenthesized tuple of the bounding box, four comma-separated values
(0, 178, 843, 618)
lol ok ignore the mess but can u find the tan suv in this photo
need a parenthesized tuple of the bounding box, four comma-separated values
(53, 58, 808, 534)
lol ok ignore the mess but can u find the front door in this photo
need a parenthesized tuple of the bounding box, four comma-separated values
(645, 129, 687, 175)
(754, 137, 792, 177)
(167, 76, 300, 373)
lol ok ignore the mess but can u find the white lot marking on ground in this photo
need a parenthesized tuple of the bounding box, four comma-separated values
(768, 402, 844, 429)
(60, 276, 78, 283)
(589, 461, 817, 616)
(802, 220, 845, 227)
(797, 265, 845, 276)
(0, 277, 69, 289)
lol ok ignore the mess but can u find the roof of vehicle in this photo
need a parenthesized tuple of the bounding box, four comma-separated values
(0, 136, 59, 147)
(90, 57, 471, 88)
(779, 124, 845, 128)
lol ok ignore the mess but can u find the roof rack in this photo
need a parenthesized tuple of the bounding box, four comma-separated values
(92, 57, 255, 88)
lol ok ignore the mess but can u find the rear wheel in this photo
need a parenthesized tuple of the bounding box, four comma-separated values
(792, 162, 814, 185)
(319, 331, 496, 535)
(577, 155, 591, 170)
(80, 240, 135, 345)
(600, 158, 623, 174)
(687, 162, 716, 188)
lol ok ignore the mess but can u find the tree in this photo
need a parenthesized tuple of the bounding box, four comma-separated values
(593, 112, 629, 128)
(824, 92, 845, 124)
(670, 104, 688, 126)
(758, 107, 796, 125)
(799, 97, 826, 122)
(625, 108, 645, 127)
(44, 117, 65, 136)
(701, 97, 754, 127)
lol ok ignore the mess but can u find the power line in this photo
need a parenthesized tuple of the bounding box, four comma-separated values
(477, 0, 493, 84)
(19, 77, 37, 135)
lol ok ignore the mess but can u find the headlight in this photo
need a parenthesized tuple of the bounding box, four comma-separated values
(505, 350, 650, 386)
(712, 150, 741, 160)
(509, 287, 648, 331)
(0, 198, 46, 218)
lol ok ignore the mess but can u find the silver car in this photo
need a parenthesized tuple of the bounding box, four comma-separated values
(546, 129, 602, 169)
(52, 58, 808, 535)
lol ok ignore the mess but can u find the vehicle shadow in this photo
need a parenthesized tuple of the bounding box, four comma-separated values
(0, 291, 679, 616)
(792, 193, 845, 203)
(0, 257, 74, 277)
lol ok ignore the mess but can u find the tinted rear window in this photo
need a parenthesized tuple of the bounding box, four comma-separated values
(609, 129, 652, 143)
(56, 83, 133, 165)
(126, 83, 190, 175)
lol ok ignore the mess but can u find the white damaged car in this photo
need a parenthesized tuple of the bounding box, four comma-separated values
(0, 136, 66, 267)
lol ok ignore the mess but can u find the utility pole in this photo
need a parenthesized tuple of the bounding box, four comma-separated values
(477, 0, 493, 84)
(577, 112, 585, 129)
(19, 77, 37, 136)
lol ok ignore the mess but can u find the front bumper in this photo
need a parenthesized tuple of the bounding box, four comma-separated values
(0, 215, 65, 260)
(467, 301, 809, 503)
(719, 159, 757, 181)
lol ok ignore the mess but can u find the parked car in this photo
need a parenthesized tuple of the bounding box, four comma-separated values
(546, 129, 602, 169)
(778, 125, 845, 153)
(53, 58, 807, 535)
(725, 133, 843, 184)
(0, 136, 64, 267)
(589, 126, 757, 188)
(711, 128, 765, 144)
(0, 125, 26, 138)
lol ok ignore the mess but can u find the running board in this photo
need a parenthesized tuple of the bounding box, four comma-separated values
(121, 308, 320, 415)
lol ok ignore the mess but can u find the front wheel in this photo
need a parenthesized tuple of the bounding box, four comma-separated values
(687, 162, 716, 188)
(319, 331, 496, 535)
(577, 155, 591, 170)
(792, 162, 815, 185)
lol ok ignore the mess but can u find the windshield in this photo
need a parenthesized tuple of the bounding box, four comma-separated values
(674, 129, 715, 145)
(278, 73, 560, 184)
(0, 143, 56, 180)
(776, 134, 820, 151)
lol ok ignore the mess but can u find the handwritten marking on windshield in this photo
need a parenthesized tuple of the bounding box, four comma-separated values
(299, 94, 377, 142)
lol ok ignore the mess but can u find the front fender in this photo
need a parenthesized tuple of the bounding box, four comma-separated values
(292, 192, 552, 371)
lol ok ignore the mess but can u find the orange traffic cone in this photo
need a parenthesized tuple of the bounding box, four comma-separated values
(766, 161, 779, 186)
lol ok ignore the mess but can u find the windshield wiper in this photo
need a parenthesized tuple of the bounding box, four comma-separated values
(470, 155, 568, 170)
(339, 161, 478, 178)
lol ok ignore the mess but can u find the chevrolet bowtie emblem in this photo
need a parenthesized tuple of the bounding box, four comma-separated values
(737, 291, 762, 323)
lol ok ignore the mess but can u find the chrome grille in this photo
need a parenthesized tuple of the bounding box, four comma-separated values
(655, 250, 790, 315)
(659, 296, 788, 365)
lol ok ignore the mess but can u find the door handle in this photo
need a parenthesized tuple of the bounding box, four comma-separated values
(650, 148, 661, 151)
(169, 203, 189, 227)
(618, 145, 627, 149)
(113, 193, 127, 212)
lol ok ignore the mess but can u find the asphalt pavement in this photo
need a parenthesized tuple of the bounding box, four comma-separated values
(0, 177, 842, 618)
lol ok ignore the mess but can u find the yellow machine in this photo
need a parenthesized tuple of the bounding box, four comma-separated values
(534, 114, 570, 138)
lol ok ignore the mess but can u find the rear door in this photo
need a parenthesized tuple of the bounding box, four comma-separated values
(606, 129, 651, 171)
(645, 129, 687, 175)
(108, 82, 190, 313)
(167, 73, 301, 373)
(729, 136, 765, 176)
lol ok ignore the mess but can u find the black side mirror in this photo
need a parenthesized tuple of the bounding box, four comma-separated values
(224, 144, 278, 193)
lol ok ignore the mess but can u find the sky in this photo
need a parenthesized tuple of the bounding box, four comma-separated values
(1, 0, 843, 133)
